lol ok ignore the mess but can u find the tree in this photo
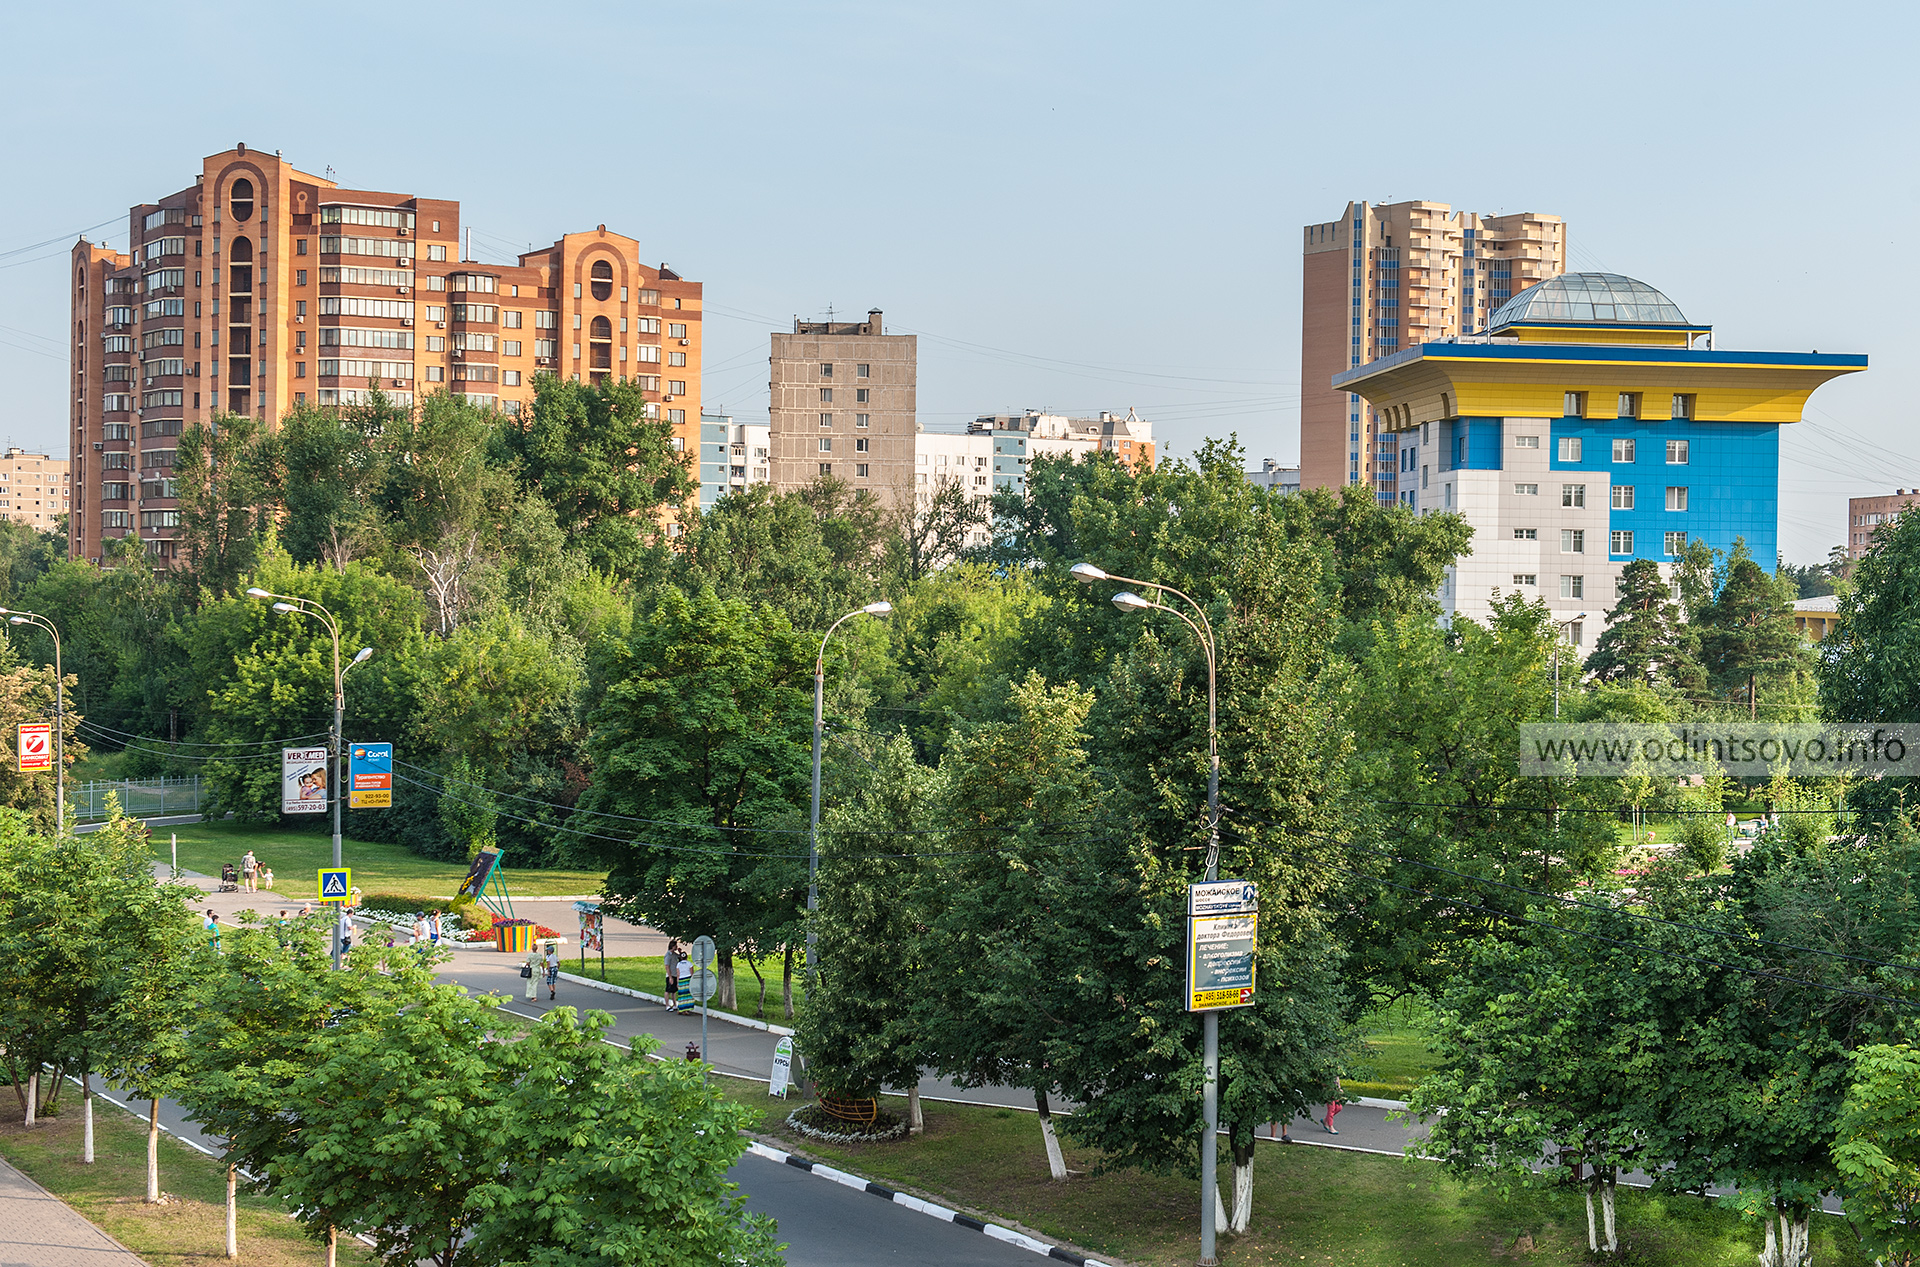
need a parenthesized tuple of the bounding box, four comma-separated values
(0, 635, 84, 833)
(1833, 1044, 1920, 1267)
(1585, 557, 1705, 693)
(674, 478, 887, 636)
(1697, 541, 1806, 718)
(1821, 505, 1920, 731)
(883, 477, 987, 586)
(378, 392, 516, 636)
(274, 394, 397, 570)
(465, 1009, 782, 1267)
(173, 412, 277, 592)
(496, 375, 693, 578)
(580, 586, 815, 1008)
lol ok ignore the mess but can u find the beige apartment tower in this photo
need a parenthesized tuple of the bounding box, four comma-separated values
(768, 311, 916, 508)
(0, 450, 71, 531)
(71, 144, 701, 565)
(1300, 200, 1566, 498)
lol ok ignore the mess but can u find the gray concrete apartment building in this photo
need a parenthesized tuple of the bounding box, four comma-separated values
(769, 310, 916, 508)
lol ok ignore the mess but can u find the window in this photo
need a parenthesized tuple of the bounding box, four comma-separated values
(1513, 527, 1538, 540)
(1514, 482, 1538, 496)
(502, 370, 522, 386)
(668, 351, 686, 367)
(1564, 391, 1586, 417)
(1514, 434, 1539, 448)
(669, 381, 686, 395)
(819, 413, 833, 428)
(425, 336, 444, 351)
(590, 260, 613, 301)
(820, 388, 833, 403)
(854, 437, 869, 453)
(668, 408, 685, 424)
(1512, 574, 1537, 586)
(533, 339, 556, 358)
(1666, 486, 1689, 511)
(573, 343, 582, 359)
(503, 340, 521, 357)
(295, 362, 306, 379)
(820, 363, 833, 378)
(856, 388, 869, 403)
(1612, 438, 1635, 462)
(320, 206, 414, 229)
(424, 305, 446, 322)
(1558, 437, 1582, 461)
(855, 464, 870, 478)
(1664, 531, 1687, 556)
(1561, 484, 1586, 508)
(636, 317, 659, 333)
(818, 463, 832, 476)
(534, 311, 558, 329)
(426, 366, 444, 382)
(856, 363, 870, 378)
(426, 244, 447, 262)
(573, 314, 582, 330)
(1610, 530, 1634, 554)
(296, 268, 308, 286)
(1617, 392, 1639, 418)
(1421, 466, 1429, 489)
(1561, 529, 1585, 554)
(1671, 393, 1693, 419)
(1560, 575, 1585, 598)
(1611, 485, 1635, 510)
(855, 413, 870, 428)
(1666, 439, 1690, 465)
(669, 323, 686, 338)
(504, 311, 523, 328)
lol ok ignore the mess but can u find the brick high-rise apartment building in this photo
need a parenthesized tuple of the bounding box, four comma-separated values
(768, 311, 915, 508)
(1300, 200, 1565, 499)
(1846, 490, 1920, 558)
(70, 143, 701, 565)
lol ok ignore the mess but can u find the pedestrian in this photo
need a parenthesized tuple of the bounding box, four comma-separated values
(413, 914, 429, 952)
(338, 911, 354, 957)
(543, 942, 560, 1000)
(204, 909, 220, 949)
(260, 865, 274, 890)
(428, 909, 442, 946)
(241, 850, 258, 893)
(523, 947, 541, 1001)
(299, 901, 313, 918)
(662, 939, 682, 1008)
(676, 954, 694, 1012)
(1321, 1075, 1344, 1136)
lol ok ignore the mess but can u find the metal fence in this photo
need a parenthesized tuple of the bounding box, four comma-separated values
(74, 776, 204, 821)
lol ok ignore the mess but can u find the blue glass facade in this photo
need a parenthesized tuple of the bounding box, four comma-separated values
(1551, 418, 1778, 567)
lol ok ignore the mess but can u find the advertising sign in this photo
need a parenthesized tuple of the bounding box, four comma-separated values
(318, 867, 352, 903)
(349, 742, 393, 809)
(455, 847, 503, 900)
(1185, 879, 1257, 1012)
(577, 904, 603, 952)
(16, 723, 51, 773)
(769, 1037, 794, 1098)
(282, 747, 329, 815)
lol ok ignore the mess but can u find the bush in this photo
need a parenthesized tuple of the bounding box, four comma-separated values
(1676, 814, 1727, 875)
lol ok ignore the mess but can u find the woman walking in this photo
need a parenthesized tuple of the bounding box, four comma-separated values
(1322, 1075, 1344, 1136)
(523, 947, 541, 1002)
(662, 940, 682, 1009)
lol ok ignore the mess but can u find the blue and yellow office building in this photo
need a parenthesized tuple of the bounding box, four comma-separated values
(1335, 274, 1864, 637)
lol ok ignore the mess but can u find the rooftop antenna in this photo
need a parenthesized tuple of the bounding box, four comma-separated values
(324, 165, 336, 180)
(824, 304, 834, 323)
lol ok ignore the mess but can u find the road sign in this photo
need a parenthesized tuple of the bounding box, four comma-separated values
(318, 867, 352, 903)
(349, 742, 392, 809)
(769, 1037, 794, 1098)
(15, 723, 51, 773)
(687, 966, 718, 1003)
(690, 935, 716, 969)
(1189, 880, 1258, 916)
(282, 747, 329, 815)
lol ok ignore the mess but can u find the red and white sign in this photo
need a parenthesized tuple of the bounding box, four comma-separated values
(17, 723, 52, 773)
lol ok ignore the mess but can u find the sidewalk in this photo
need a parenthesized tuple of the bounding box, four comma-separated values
(0, 1155, 147, 1266)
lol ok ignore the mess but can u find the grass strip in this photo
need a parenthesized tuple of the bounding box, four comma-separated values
(721, 1085, 1870, 1267)
(573, 954, 807, 1025)
(0, 1088, 372, 1265)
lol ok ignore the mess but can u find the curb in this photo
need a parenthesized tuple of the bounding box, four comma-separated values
(744, 1141, 1111, 1265)
(556, 971, 797, 1036)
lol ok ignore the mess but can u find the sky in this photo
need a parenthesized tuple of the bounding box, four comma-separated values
(2, 0, 1913, 564)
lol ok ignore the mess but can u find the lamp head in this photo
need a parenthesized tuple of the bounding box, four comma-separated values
(1111, 590, 1156, 612)
(352, 646, 374, 664)
(245, 587, 270, 600)
(271, 602, 296, 614)
(862, 601, 893, 617)
(1069, 562, 1109, 584)
(6, 616, 22, 626)
(0, 607, 12, 615)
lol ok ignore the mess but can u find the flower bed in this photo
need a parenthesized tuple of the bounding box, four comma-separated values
(785, 1103, 908, 1144)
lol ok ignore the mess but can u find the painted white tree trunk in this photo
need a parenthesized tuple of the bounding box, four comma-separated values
(147, 1100, 160, 1202)
(1761, 1214, 1776, 1267)
(1035, 1090, 1067, 1180)
(1600, 1179, 1618, 1254)
(908, 1085, 923, 1134)
(324, 1224, 335, 1267)
(227, 1166, 239, 1259)
(1230, 1158, 1253, 1233)
(24, 1072, 36, 1127)
(1758, 1210, 1812, 1267)
(1214, 1184, 1230, 1235)
(1586, 1187, 1599, 1254)
(82, 1077, 93, 1164)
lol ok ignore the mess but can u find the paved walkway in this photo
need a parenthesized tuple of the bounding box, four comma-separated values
(0, 1155, 146, 1266)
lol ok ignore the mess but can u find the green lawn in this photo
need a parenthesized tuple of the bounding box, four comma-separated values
(0, 1087, 373, 1266)
(726, 1084, 1870, 1267)
(1345, 996, 1438, 1100)
(149, 820, 606, 899)
(574, 954, 807, 1026)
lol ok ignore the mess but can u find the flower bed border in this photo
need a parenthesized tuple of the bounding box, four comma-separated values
(785, 1105, 909, 1145)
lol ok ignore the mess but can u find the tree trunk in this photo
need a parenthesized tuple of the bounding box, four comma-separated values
(1229, 1131, 1255, 1233)
(147, 1099, 161, 1202)
(1761, 1214, 1776, 1267)
(908, 1084, 923, 1135)
(1750, 673, 1757, 720)
(1600, 1175, 1617, 1254)
(781, 943, 795, 1022)
(6, 1055, 24, 1117)
(82, 1072, 94, 1164)
(747, 955, 767, 1018)
(324, 1223, 335, 1267)
(1214, 1184, 1230, 1238)
(42, 1064, 63, 1112)
(1035, 1089, 1067, 1180)
(1585, 1184, 1598, 1254)
(717, 947, 737, 1010)
(227, 1166, 239, 1259)
(24, 1071, 36, 1126)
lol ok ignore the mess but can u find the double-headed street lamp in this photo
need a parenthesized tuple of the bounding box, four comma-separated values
(0, 608, 65, 829)
(246, 588, 373, 967)
(1071, 561, 1226, 1267)
(807, 601, 892, 987)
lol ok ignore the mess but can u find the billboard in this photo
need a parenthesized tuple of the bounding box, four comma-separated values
(16, 723, 51, 773)
(349, 742, 393, 809)
(282, 747, 329, 815)
(1186, 880, 1257, 1012)
(455, 847, 503, 900)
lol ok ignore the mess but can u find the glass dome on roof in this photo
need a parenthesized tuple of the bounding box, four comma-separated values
(1488, 273, 1689, 327)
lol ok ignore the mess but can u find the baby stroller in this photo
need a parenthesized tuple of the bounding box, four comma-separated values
(218, 863, 239, 893)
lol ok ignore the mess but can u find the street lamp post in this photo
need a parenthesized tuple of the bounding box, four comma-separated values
(1552, 612, 1589, 720)
(1071, 562, 1222, 1266)
(807, 601, 892, 990)
(1, 609, 65, 830)
(247, 588, 373, 968)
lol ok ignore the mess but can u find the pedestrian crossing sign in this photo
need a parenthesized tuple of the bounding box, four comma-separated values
(318, 868, 351, 902)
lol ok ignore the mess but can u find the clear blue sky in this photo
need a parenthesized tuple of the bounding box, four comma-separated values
(3, 0, 1911, 564)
